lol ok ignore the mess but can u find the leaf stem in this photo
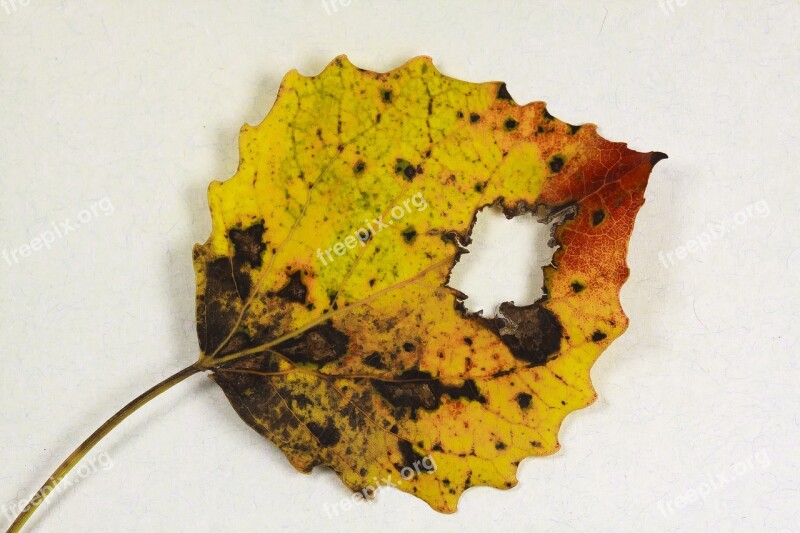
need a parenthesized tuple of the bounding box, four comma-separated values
(6, 363, 203, 533)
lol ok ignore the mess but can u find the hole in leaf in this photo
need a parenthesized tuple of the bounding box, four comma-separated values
(448, 206, 559, 318)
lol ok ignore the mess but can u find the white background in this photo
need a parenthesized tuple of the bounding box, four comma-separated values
(1, 1, 798, 532)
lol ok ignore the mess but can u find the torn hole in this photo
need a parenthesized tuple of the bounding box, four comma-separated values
(447, 206, 563, 318)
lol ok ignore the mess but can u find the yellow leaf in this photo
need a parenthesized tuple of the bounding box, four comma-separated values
(193, 55, 666, 512)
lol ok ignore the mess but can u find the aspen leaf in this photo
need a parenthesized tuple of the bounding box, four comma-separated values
(193, 55, 666, 512)
(8, 56, 666, 532)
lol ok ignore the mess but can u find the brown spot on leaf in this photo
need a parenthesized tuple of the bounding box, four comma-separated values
(291, 394, 313, 409)
(493, 302, 563, 366)
(549, 155, 565, 173)
(275, 271, 308, 304)
(516, 392, 532, 409)
(307, 418, 341, 447)
(364, 352, 387, 370)
(199, 258, 239, 353)
(396, 441, 427, 473)
(401, 226, 418, 244)
(229, 221, 266, 268)
(394, 159, 417, 181)
(591, 330, 607, 342)
(227, 221, 267, 300)
(372, 370, 486, 416)
(275, 321, 350, 365)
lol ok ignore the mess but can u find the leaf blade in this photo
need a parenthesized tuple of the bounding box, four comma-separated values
(195, 55, 665, 511)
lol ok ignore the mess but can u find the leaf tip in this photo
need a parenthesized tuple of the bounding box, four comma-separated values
(650, 151, 668, 166)
(332, 53, 353, 66)
(399, 55, 441, 77)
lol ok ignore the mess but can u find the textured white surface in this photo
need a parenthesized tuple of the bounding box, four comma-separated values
(1, 1, 798, 532)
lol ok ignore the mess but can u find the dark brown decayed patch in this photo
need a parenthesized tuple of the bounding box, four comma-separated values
(275, 271, 308, 303)
(274, 321, 350, 365)
(492, 302, 563, 366)
(306, 417, 341, 447)
(372, 369, 486, 418)
(363, 352, 387, 369)
(229, 221, 266, 267)
(394, 159, 418, 181)
(591, 330, 607, 342)
(210, 354, 318, 455)
(227, 221, 267, 300)
(198, 258, 239, 354)
(401, 226, 418, 244)
(516, 392, 532, 409)
(548, 155, 565, 173)
(395, 440, 427, 473)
